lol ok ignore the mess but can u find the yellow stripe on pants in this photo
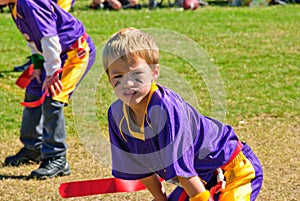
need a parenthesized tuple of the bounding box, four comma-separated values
(220, 151, 256, 201)
(52, 39, 90, 105)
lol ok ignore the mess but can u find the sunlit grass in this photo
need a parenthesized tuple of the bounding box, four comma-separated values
(0, 2, 299, 200)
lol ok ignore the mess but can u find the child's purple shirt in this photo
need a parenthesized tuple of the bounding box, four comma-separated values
(108, 84, 239, 183)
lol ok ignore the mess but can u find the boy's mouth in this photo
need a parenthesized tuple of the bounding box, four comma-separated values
(124, 90, 137, 97)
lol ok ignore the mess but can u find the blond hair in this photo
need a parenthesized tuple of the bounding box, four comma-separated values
(102, 28, 159, 74)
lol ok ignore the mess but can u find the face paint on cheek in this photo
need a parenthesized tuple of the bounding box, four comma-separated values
(135, 78, 143, 84)
(115, 80, 121, 87)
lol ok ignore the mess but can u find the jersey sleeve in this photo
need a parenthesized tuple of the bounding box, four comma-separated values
(41, 36, 62, 76)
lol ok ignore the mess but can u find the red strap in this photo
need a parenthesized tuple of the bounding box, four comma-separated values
(208, 181, 225, 201)
(59, 177, 165, 198)
(221, 140, 243, 170)
(70, 32, 89, 49)
(59, 178, 145, 198)
(21, 67, 65, 108)
(15, 64, 34, 89)
(178, 190, 188, 201)
(21, 88, 48, 108)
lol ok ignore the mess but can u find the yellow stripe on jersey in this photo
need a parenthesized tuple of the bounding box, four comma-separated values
(120, 82, 158, 141)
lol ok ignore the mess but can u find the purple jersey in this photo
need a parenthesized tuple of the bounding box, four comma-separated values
(108, 83, 240, 183)
(11, 0, 84, 53)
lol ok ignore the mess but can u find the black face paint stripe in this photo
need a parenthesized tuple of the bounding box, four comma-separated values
(115, 80, 121, 87)
(135, 78, 143, 84)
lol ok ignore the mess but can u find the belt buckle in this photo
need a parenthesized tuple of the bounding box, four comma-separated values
(216, 168, 226, 193)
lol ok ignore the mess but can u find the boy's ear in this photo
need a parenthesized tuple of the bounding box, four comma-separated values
(152, 64, 160, 80)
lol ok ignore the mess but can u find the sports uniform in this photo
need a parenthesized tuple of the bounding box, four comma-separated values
(108, 83, 263, 201)
(4, 0, 96, 179)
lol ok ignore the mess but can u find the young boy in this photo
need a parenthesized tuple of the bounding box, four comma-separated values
(1, 0, 96, 179)
(102, 28, 263, 201)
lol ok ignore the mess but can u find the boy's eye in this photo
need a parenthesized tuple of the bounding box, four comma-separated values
(114, 80, 121, 87)
(133, 72, 142, 76)
(112, 75, 122, 87)
(113, 74, 122, 79)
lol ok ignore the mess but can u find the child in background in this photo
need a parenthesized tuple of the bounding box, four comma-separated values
(12, 0, 76, 72)
(102, 28, 263, 200)
(90, 0, 141, 10)
(1, 0, 96, 179)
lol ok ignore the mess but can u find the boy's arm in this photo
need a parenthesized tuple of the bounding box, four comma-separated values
(41, 35, 62, 77)
(178, 176, 210, 201)
(40, 35, 63, 94)
(139, 174, 167, 201)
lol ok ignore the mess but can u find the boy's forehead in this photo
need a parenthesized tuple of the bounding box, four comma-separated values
(110, 58, 124, 68)
(109, 57, 148, 72)
(110, 55, 138, 67)
(107, 58, 131, 75)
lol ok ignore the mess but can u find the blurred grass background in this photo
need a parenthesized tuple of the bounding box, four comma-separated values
(0, 1, 299, 200)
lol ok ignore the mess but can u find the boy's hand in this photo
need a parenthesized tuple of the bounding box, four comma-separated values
(178, 176, 207, 198)
(139, 175, 167, 201)
(151, 192, 167, 201)
(30, 69, 42, 83)
(42, 75, 63, 96)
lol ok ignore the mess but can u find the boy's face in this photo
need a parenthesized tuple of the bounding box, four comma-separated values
(108, 57, 159, 107)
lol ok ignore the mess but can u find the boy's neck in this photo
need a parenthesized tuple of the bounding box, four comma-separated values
(127, 94, 149, 127)
(126, 82, 158, 127)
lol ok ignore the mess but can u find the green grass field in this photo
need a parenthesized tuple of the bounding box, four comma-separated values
(0, 1, 299, 200)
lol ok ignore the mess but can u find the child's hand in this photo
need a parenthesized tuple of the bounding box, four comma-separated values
(139, 175, 168, 201)
(151, 192, 168, 201)
(42, 74, 63, 96)
(30, 69, 42, 83)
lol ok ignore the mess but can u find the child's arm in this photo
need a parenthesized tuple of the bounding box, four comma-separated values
(139, 174, 167, 201)
(178, 176, 210, 201)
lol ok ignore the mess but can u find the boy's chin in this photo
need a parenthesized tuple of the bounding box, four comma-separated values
(122, 94, 148, 108)
(125, 99, 142, 107)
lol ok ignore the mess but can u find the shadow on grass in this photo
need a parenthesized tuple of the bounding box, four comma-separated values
(0, 174, 29, 180)
(0, 163, 36, 180)
(0, 70, 15, 77)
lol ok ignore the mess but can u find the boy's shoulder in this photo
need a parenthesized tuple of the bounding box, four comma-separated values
(109, 99, 123, 111)
(108, 99, 124, 122)
(155, 84, 186, 105)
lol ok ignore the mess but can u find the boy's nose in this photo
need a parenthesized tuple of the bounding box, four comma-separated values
(124, 79, 134, 88)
